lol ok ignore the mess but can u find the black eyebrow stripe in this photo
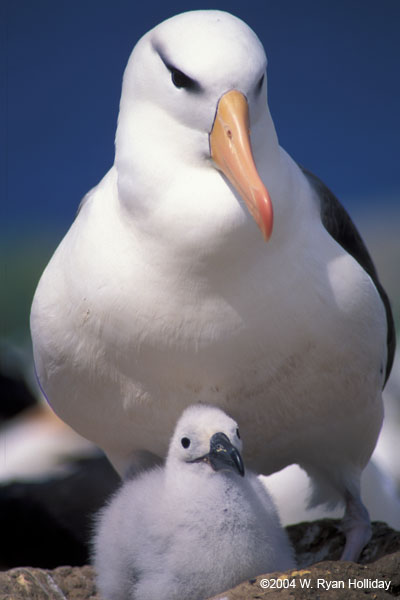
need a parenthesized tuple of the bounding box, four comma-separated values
(153, 42, 203, 92)
(256, 73, 265, 93)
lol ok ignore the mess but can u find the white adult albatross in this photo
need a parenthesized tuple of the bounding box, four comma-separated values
(30, 10, 395, 562)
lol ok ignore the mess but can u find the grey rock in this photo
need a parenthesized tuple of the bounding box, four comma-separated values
(287, 518, 400, 567)
(210, 520, 400, 599)
(209, 554, 400, 599)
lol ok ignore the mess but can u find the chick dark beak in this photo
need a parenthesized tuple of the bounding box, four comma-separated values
(208, 432, 245, 477)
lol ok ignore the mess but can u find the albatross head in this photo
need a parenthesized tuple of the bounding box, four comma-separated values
(116, 10, 277, 244)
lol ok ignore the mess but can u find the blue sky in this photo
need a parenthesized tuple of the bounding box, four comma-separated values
(3, 0, 400, 240)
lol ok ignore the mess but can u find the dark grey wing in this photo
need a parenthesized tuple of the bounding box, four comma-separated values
(301, 167, 395, 386)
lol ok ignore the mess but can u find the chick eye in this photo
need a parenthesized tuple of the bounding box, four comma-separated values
(181, 437, 191, 448)
(236, 428, 241, 439)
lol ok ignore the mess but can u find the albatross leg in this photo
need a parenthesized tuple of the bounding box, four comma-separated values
(340, 488, 371, 561)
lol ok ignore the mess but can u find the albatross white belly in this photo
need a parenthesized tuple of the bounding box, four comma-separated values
(31, 164, 386, 476)
(30, 9, 392, 562)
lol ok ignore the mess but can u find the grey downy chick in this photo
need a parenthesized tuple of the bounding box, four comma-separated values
(92, 404, 295, 600)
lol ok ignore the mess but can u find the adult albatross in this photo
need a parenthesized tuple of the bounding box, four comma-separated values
(30, 10, 395, 562)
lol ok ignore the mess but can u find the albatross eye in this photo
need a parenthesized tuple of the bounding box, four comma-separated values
(170, 67, 195, 90)
(181, 437, 191, 448)
(256, 74, 265, 94)
(236, 428, 241, 439)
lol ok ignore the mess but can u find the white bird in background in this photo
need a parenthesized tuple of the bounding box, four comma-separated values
(93, 405, 295, 600)
(30, 10, 396, 562)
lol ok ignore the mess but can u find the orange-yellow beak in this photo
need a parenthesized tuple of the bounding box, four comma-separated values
(209, 90, 273, 241)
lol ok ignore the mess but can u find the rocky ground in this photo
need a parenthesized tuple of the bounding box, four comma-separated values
(1, 520, 399, 600)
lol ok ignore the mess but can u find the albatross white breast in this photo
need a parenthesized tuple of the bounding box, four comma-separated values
(30, 10, 395, 562)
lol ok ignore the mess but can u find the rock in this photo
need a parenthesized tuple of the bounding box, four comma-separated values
(287, 519, 400, 566)
(0, 520, 399, 599)
(209, 554, 400, 599)
(0, 566, 99, 600)
(209, 520, 400, 599)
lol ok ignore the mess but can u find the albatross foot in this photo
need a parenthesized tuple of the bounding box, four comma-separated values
(340, 490, 371, 561)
